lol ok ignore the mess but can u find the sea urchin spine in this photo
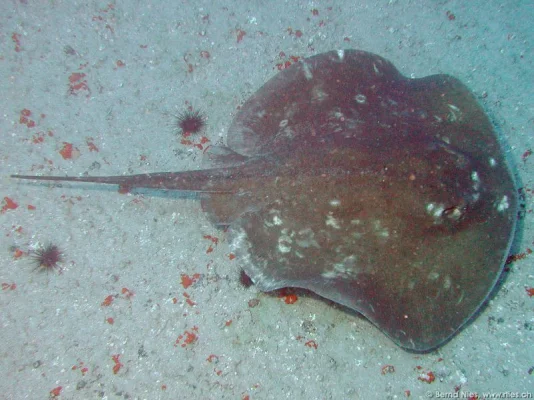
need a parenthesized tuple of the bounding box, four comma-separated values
(176, 110, 206, 136)
(31, 244, 64, 272)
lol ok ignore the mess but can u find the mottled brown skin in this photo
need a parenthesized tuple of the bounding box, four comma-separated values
(11, 50, 517, 351)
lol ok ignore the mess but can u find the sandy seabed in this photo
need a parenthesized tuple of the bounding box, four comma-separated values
(0, 1, 533, 399)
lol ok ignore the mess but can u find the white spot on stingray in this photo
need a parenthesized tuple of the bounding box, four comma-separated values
(230, 228, 246, 250)
(230, 228, 268, 288)
(387, 97, 398, 107)
(321, 270, 338, 279)
(447, 207, 463, 221)
(351, 231, 363, 239)
(372, 62, 380, 75)
(230, 227, 292, 292)
(443, 275, 451, 290)
(321, 255, 358, 279)
(302, 61, 313, 80)
(456, 290, 465, 305)
(372, 220, 389, 238)
(355, 94, 367, 104)
(278, 229, 293, 253)
(329, 199, 341, 207)
(489, 157, 497, 167)
(295, 228, 320, 248)
(426, 202, 445, 221)
(447, 103, 461, 122)
(333, 111, 345, 122)
(428, 271, 440, 281)
(311, 85, 328, 102)
(337, 49, 345, 61)
(264, 209, 283, 227)
(497, 195, 510, 212)
(278, 241, 291, 253)
(433, 205, 445, 218)
(471, 170, 481, 191)
(321, 270, 337, 279)
(326, 214, 341, 229)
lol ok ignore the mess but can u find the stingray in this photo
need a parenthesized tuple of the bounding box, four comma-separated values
(12, 50, 517, 351)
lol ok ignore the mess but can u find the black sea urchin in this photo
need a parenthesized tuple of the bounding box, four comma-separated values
(32, 244, 64, 272)
(176, 110, 206, 136)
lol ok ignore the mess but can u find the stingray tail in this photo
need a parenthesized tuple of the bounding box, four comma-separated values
(10, 171, 234, 194)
